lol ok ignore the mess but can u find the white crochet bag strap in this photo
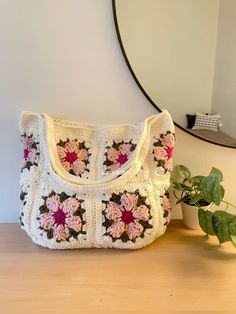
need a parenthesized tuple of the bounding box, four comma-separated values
(20, 111, 42, 134)
(38, 112, 155, 187)
(38, 112, 58, 173)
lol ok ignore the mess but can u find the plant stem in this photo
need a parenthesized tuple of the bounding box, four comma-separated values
(221, 199, 236, 209)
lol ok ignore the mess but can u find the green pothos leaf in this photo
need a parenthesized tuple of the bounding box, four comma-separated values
(189, 176, 204, 185)
(198, 208, 215, 236)
(229, 220, 236, 235)
(230, 234, 236, 248)
(171, 165, 191, 182)
(212, 216, 231, 244)
(210, 167, 223, 181)
(220, 185, 225, 199)
(213, 211, 236, 224)
(200, 175, 221, 205)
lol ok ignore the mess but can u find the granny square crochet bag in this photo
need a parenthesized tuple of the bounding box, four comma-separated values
(19, 110, 175, 249)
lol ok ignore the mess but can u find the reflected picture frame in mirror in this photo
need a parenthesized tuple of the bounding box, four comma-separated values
(112, 0, 236, 149)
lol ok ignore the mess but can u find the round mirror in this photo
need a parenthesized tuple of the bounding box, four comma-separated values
(113, 0, 236, 148)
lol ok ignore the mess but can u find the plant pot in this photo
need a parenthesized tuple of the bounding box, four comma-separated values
(181, 202, 212, 229)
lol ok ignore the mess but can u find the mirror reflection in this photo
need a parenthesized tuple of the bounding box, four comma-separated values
(115, 0, 236, 147)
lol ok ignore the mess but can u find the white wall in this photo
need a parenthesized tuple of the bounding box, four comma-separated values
(0, 0, 235, 222)
(211, 0, 236, 138)
(116, 0, 219, 126)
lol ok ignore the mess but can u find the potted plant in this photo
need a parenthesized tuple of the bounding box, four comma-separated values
(171, 165, 236, 247)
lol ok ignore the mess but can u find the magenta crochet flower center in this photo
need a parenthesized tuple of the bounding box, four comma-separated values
(21, 133, 40, 171)
(160, 191, 172, 226)
(53, 209, 67, 225)
(64, 151, 78, 164)
(102, 191, 152, 243)
(57, 139, 90, 177)
(103, 140, 137, 173)
(152, 131, 175, 173)
(121, 210, 135, 224)
(24, 148, 29, 159)
(38, 191, 86, 242)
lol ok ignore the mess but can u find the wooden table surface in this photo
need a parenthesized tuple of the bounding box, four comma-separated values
(1, 220, 236, 313)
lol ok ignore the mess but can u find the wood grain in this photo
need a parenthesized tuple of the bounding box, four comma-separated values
(0, 220, 236, 313)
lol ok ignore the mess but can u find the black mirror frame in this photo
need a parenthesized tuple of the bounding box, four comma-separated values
(112, 0, 236, 149)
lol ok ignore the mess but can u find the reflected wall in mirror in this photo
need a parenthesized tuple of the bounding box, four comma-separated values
(114, 0, 236, 148)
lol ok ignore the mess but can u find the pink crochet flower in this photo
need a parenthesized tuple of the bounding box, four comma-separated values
(38, 192, 85, 242)
(57, 139, 90, 177)
(103, 191, 152, 242)
(162, 194, 171, 211)
(160, 133, 175, 147)
(153, 147, 167, 160)
(21, 134, 40, 170)
(161, 192, 172, 225)
(164, 158, 173, 172)
(153, 131, 175, 173)
(104, 140, 136, 173)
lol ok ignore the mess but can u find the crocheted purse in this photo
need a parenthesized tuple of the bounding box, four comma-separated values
(19, 110, 175, 249)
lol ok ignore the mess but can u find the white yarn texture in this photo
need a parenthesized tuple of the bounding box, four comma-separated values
(19, 110, 175, 249)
